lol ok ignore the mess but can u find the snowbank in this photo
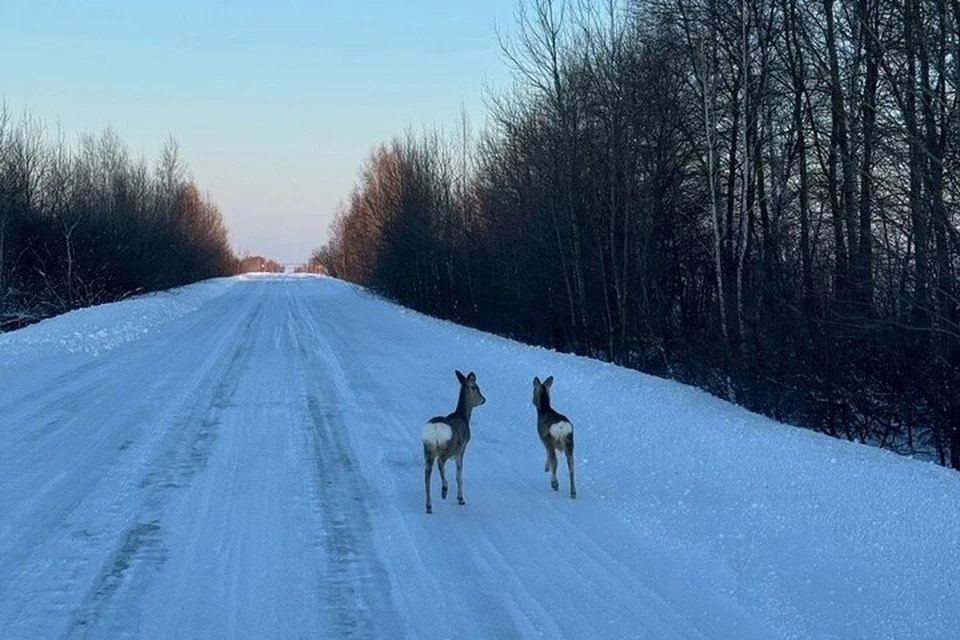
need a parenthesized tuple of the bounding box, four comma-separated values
(0, 277, 237, 371)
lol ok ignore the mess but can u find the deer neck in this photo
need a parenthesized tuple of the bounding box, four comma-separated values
(455, 388, 474, 423)
(537, 390, 552, 416)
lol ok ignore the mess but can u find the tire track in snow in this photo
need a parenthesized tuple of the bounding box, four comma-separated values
(0, 299, 226, 411)
(0, 285, 264, 640)
(291, 281, 534, 639)
(121, 280, 331, 638)
(57, 290, 266, 639)
(291, 280, 400, 639)
(0, 292, 247, 555)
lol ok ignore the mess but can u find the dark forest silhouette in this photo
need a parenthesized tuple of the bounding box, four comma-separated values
(0, 108, 235, 329)
(317, 0, 960, 469)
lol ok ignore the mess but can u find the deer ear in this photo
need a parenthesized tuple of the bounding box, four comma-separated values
(533, 376, 542, 387)
(456, 370, 466, 384)
(544, 376, 554, 390)
(467, 371, 476, 382)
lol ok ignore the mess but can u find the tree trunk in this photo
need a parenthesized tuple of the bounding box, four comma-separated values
(905, 0, 930, 328)
(855, 0, 879, 312)
(824, 0, 854, 297)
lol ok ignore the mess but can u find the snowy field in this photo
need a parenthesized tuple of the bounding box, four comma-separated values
(1, 274, 957, 639)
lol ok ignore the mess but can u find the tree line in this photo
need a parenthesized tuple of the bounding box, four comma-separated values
(316, 0, 960, 469)
(0, 105, 235, 330)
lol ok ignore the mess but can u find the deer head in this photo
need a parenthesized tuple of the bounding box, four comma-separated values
(456, 370, 486, 408)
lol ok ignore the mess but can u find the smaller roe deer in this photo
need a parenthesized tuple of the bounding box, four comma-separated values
(422, 370, 486, 514)
(533, 376, 576, 498)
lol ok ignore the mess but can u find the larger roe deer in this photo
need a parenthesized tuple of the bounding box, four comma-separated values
(533, 375, 576, 498)
(422, 370, 486, 514)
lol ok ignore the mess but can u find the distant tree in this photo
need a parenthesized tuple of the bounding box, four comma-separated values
(0, 109, 235, 330)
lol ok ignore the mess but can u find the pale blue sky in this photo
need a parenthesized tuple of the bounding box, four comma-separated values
(1, 0, 518, 262)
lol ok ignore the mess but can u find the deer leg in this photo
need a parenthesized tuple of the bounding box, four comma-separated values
(543, 443, 551, 472)
(438, 458, 449, 500)
(424, 451, 434, 514)
(548, 448, 559, 491)
(565, 446, 576, 498)
(455, 454, 466, 505)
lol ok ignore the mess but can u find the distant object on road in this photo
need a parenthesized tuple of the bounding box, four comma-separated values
(236, 255, 284, 274)
(291, 261, 326, 275)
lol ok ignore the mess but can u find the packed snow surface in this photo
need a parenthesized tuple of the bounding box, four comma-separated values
(1, 274, 957, 639)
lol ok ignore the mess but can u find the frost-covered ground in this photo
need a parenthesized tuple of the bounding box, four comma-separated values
(0, 277, 237, 372)
(1, 274, 957, 639)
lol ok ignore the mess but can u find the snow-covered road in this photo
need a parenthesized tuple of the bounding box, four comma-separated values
(2, 275, 958, 639)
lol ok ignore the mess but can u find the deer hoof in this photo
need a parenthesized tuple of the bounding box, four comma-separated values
(457, 497, 466, 506)
(551, 480, 559, 491)
(441, 486, 448, 499)
(426, 506, 432, 514)
(570, 490, 577, 499)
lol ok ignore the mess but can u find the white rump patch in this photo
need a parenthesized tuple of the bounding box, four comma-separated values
(422, 422, 453, 449)
(549, 421, 573, 440)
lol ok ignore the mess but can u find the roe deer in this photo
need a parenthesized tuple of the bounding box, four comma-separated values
(532, 376, 576, 498)
(422, 370, 486, 514)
